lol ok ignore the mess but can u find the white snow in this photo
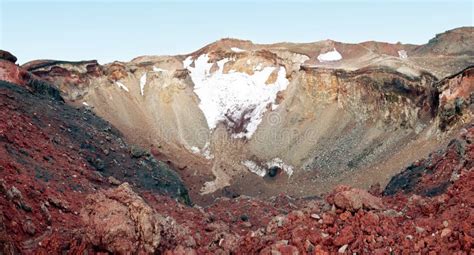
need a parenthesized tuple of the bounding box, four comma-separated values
(201, 142, 214, 159)
(202, 149, 213, 160)
(266, 158, 294, 176)
(82, 102, 89, 106)
(398, 50, 408, 59)
(139, 73, 147, 96)
(254, 63, 263, 71)
(242, 160, 266, 177)
(231, 47, 246, 53)
(242, 158, 294, 177)
(188, 142, 214, 159)
(317, 48, 342, 62)
(190, 146, 200, 154)
(153, 66, 168, 72)
(183, 54, 289, 139)
(115, 81, 129, 92)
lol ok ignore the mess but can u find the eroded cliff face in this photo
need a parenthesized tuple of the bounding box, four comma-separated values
(22, 29, 474, 203)
(437, 67, 474, 130)
(258, 68, 434, 174)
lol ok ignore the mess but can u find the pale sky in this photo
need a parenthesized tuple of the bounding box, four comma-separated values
(1, 0, 473, 64)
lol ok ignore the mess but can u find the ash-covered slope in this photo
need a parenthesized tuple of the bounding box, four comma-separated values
(21, 27, 474, 204)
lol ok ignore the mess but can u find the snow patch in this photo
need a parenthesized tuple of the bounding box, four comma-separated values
(201, 142, 214, 159)
(82, 102, 89, 106)
(139, 73, 147, 96)
(254, 63, 263, 71)
(398, 50, 408, 59)
(266, 158, 294, 176)
(231, 47, 246, 53)
(188, 142, 214, 160)
(153, 66, 168, 72)
(317, 48, 342, 62)
(190, 146, 200, 154)
(242, 160, 266, 177)
(182, 56, 193, 68)
(115, 81, 129, 92)
(183, 54, 289, 139)
(242, 158, 294, 177)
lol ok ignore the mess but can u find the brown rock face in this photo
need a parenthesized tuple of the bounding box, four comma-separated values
(81, 183, 162, 254)
(0, 50, 17, 63)
(107, 62, 128, 81)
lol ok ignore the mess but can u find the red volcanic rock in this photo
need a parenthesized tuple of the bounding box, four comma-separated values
(0, 76, 190, 252)
(339, 211, 351, 221)
(81, 183, 162, 254)
(333, 226, 355, 246)
(332, 186, 384, 211)
(360, 211, 380, 226)
(0, 60, 28, 86)
(322, 213, 336, 225)
(313, 245, 330, 255)
(0, 50, 17, 63)
(81, 184, 195, 254)
(260, 240, 299, 255)
(164, 245, 198, 255)
(384, 124, 474, 197)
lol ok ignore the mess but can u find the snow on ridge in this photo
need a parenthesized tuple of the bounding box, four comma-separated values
(115, 81, 129, 92)
(183, 54, 289, 139)
(231, 47, 246, 53)
(139, 73, 147, 96)
(317, 48, 342, 62)
(398, 50, 408, 59)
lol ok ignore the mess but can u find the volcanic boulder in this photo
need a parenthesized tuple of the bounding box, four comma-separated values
(330, 186, 384, 211)
(81, 183, 163, 254)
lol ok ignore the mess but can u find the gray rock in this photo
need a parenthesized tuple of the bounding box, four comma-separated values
(130, 145, 148, 158)
(108, 176, 121, 186)
(6, 186, 22, 201)
(415, 226, 425, 233)
(22, 219, 36, 236)
(41, 203, 52, 225)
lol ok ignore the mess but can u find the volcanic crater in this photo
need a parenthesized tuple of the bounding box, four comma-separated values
(0, 27, 473, 254)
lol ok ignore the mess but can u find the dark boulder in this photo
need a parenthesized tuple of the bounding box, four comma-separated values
(0, 50, 17, 63)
